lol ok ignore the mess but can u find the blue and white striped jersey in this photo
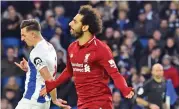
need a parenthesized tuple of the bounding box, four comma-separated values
(23, 39, 57, 103)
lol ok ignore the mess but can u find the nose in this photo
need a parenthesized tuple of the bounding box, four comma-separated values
(69, 21, 73, 27)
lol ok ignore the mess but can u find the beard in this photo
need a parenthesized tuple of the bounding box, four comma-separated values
(70, 28, 84, 39)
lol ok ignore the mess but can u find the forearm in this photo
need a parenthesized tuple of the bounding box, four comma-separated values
(112, 71, 132, 96)
(136, 97, 150, 107)
(49, 88, 57, 101)
(45, 68, 72, 92)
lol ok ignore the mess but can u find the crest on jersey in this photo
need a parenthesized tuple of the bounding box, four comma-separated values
(34, 57, 42, 66)
(84, 53, 90, 63)
(70, 54, 73, 58)
(108, 59, 117, 68)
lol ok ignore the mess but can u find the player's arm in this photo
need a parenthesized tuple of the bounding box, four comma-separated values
(136, 82, 160, 109)
(31, 55, 58, 101)
(97, 45, 133, 98)
(39, 67, 57, 101)
(44, 52, 73, 93)
(32, 56, 71, 108)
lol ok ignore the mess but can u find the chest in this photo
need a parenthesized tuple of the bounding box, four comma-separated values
(69, 47, 96, 65)
(150, 82, 166, 94)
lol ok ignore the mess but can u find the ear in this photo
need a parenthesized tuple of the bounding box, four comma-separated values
(82, 25, 89, 32)
(31, 31, 36, 38)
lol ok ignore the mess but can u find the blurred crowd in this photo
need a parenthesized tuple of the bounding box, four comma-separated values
(1, 1, 179, 109)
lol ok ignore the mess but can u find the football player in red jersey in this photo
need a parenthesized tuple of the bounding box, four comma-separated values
(40, 5, 134, 109)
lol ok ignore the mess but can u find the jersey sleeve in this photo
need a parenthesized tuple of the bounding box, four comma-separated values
(30, 52, 47, 72)
(96, 43, 132, 97)
(137, 81, 150, 98)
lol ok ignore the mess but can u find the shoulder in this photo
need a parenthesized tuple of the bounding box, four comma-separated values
(95, 39, 112, 52)
(143, 78, 153, 87)
(68, 41, 77, 51)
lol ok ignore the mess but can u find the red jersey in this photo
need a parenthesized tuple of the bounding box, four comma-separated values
(45, 36, 132, 108)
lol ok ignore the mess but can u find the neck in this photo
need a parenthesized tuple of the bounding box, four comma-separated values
(78, 32, 93, 46)
(34, 34, 43, 47)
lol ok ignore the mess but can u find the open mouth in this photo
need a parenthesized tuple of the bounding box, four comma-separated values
(70, 28, 74, 32)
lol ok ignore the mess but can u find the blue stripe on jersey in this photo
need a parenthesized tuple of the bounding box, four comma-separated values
(24, 59, 37, 99)
(37, 85, 51, 103)
(37, 85, 46, 103)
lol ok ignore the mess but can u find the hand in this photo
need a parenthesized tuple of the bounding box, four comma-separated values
(149, 104, 160, 109)
(125, 88, 134, 99)
(40, 87, 47, 97)
(14, 58, 28, 72)
(53, 99, 71, 109)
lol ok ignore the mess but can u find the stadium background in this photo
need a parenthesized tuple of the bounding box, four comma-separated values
(1, 1, 179, 109)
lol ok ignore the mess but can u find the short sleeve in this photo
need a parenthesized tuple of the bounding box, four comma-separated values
(30, 53, 47, 72)
(137, 81, 151, 98)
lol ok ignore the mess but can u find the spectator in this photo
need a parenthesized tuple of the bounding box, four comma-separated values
(168, 14, 179, 31)
(117, 1, 129, 12)
(134, 9, 147, 37)
(32, 1, 43, 22)
(113, 10, 131, 31)
(41, 16, 60, 40)
(2, 5, 22, 38)
(112, 91, 129, 109)
(174, 28, 179, 52)
(140, 46, 161, 69)
(162, 54, 179, 95)
(2, 5, 22, 20)
(1, 47, 24, 77)
(22, 46, 32, 59)
(1, 98, 13, 109)
(140, 66, 151, 80)
(165, 2, 179, 18)
(50, 26, 67, 60)
(2, 88, 19, 108)
(116, 44, 135, 72)
(111, 29, 123, 58)
(25, 13, 34, 20)
(97, 1, 116, 27)
(159, 19, 170, 39)
(131, 74, 144, 91)
(152, 30, 165, 48)
(144, 3, 159, 21)
(89, 0, 102, 8)
(127, 67, 137, 87)
(4, 76, 19, 91)
(124, 29, 143, 69)
(41, 9, 54, 27)
(54, 5, 70, 31)
(56, 50, 66, 73)
(164, 37, 179, 57)
(141, 38, 157, 56)
(142, 3, 160, 37)
(120, 66, 131, 80)
(101, 27, 114, 48)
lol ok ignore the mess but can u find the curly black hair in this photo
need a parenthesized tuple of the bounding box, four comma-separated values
(78, 5, 103, 35)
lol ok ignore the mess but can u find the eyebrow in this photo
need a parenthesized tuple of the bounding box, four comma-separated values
(73, 19, 77, 23)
